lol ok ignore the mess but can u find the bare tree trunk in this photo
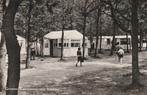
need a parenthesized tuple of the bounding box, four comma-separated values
(0, 33, 6, 91)
(99, 24, 102, 53)
(1, 0, 22, 95)
(139, 29, 143, 51)
(126, 19, 130, 53)
(26, 0, 33, 68)
(110, 22, 116, 55)
(89, 35, 93, 54)
(60, 25, 64, 60)
(26, 41, 30, 69)
(131, 0, 140, 87)
(35, 39, 39, 56)
(40, 36, 44, 57)
(95, 8, 101, 57)
(82, 14, 87, 59)
(69, 16, 73, 30)
(126, 33, 129, 53)
(94, 35, 99, 57)
(110, 2, 119, 56)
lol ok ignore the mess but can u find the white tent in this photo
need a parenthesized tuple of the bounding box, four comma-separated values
(44, 30, 89, 57)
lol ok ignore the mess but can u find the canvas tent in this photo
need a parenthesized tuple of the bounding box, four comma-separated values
(43, 30, 89, 57)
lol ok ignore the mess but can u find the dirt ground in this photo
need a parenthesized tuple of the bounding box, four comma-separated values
(1, 51, 147, 95)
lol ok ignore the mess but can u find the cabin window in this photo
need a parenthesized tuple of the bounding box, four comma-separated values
(58, 43, 69, 47)
(120, 38, 130, 45)
(57, 39, 69, 48)
(71, 43, 80, 47)
(71, 40, 80, 47)
(65, 43, 69, 47)
(71, 43, 74, 47)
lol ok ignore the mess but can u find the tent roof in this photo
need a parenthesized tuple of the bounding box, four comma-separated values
(44, 30, 86, 39)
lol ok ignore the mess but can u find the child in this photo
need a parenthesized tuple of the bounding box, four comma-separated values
(76, 47, 82, 67)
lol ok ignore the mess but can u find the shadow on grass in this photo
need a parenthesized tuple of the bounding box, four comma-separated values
(21, 66, 147, 95)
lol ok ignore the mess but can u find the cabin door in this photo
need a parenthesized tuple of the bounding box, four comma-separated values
(50, 40, 53, 56)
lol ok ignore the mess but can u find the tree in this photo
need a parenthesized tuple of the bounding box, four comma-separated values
(131, 0, 140, 87)
(109, 0, 120, 55)
(126, 33, 129, 52)
(60, 24, 64, 60)
(101, 0, 144, 87)
(1, 0, 22, 95)
(99, 17, 103, 53)
(26, 0, 33, 68)
(94, 6, 101, 57)
(75, 0, 98, 58)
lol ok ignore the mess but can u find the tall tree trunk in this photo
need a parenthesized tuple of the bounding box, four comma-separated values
(60, 25, 64, 60)
(26, 0, 33, 68)
(110, 22, 116, 55)
(99, 35, 102, 53)
(89, 24, 92, 54)
(1, 0, 22, 95)
(94, 35, 99, 57)
(126, 33, 129, 53)
(110, 3, 119, 56)
(82, 14, 87, 58)
(95, 8, 101, 56)
(126, 20, 130, 53)
(131, 0, 140, 86)
(26, 41, 30, 68)
(139, 29, 143, 51)
(35, 39, 39, 56)
(99, 20, 102, 53)
(40, 36, 44, 57)
(0, 33, 6, 91)
(69, 16, 73, 30)
(89, 34, 93, 54)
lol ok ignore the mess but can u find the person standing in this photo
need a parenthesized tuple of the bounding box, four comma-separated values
(117, 48, 124, 63)
(31, 48, 35, 60)
(76, 47, 83, 67)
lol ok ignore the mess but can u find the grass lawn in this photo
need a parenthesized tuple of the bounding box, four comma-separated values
(1, 51, 147, 95)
